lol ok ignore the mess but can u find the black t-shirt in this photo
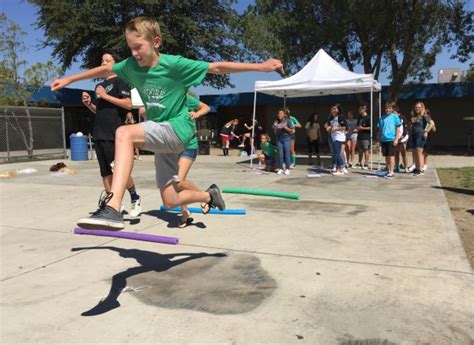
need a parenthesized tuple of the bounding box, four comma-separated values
(357, 115, 371, 140)
(221, 124, 236, 135)
(92, 77, 131, 141)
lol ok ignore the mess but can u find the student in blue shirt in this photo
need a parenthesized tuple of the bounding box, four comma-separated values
(273, 109, 294, 175)
(376, 102, 401, 179)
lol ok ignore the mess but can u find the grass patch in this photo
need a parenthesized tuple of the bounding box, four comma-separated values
(437, 167, 474, 190)
(437, 166, 474, 269)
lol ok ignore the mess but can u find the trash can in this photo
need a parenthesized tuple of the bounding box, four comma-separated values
(70, 136, 88, 161)
(198, 140, 210, 155)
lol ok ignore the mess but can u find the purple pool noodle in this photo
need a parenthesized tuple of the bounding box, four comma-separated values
(74, 227, 178, 245)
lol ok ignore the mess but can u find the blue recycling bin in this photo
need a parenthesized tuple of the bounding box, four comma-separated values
(70, 136, 88, 161)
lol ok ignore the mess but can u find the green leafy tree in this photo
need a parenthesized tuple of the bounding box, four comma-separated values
(240, 0, 473, 102)
(461, 64, 474, 82)
(28, 0, 241, 89)
(0, 13, 61, 157)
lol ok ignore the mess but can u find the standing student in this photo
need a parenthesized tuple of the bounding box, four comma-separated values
(177, 95, 211, 227)
(285, 108, 301, 168)
(356, 105, 371, 169)
(376, 102, 401, 179)
(220, 119, 239, 156)
(324, 104, 342, 171)
(125, 112, 141, 160)
(52, 16, 284, 230)
(407, 102, 434, 176)
(81, 52, 142, 218)
(422, 109, 436, 171)
(328, 105, 347, 176)
(345, 110, 358, 168)
(304, 113, 321, 166)
(273, 109, 294, 175)
(394, 111, 409, 173)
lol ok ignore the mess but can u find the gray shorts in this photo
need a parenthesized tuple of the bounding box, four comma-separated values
(140, 121, 184, 188)
(358, 139, 370, 150)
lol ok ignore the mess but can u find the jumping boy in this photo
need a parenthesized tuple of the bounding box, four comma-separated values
(376, 102, 401, 179)
(51, 16, 284, 230)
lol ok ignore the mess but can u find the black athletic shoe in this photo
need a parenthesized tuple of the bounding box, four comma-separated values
(206, 184, 226, 211)
(413, 170, 425, 177)
(77, 206, 124, 230)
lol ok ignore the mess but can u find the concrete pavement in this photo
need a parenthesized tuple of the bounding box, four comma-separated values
(1, 153, 473, 344)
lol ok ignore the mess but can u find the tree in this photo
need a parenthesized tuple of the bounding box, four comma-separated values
(461, 64, 474, 82)
(0, 13, 61, 158)
(28, 0, 241, 89)
(240, 0, 473, 102)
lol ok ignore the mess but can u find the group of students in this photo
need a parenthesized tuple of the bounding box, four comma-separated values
(322, 102, 435, 179)
(323, 104, 372, 175)
(256, 108, 301, 175)
(219, 118, 264, 156)
(55, 15, 284, 231)
(257, 101, 435, 180)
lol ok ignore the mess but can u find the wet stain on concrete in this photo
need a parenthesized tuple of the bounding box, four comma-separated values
(73, 247, 277, 316)
(128, 252, 277, 315)
(241, 199, 368, 217)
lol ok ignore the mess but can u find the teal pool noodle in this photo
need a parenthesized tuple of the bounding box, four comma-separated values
(222, 187, 300, 200)
(160, 206, 246, 215)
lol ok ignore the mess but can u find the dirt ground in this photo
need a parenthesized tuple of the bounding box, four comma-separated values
(437, 167, 474, 268)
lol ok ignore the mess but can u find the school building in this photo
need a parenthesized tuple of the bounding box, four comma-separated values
(200, 82, 474, 152)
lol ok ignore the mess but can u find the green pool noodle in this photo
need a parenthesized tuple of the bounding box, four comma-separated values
(222, 187, 300, 200)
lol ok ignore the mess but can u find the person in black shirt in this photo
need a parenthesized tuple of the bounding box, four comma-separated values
(356, 105, 371, 169)
(82, 52, 142, 217)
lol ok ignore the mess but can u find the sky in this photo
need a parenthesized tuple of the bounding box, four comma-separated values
(1, 0, 472, 95)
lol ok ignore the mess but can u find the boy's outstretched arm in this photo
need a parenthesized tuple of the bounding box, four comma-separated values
(51, 65, 114, 91)
(208, 59, 284, 76)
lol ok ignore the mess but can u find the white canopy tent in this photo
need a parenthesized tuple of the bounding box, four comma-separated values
(251, 49, 382, 168)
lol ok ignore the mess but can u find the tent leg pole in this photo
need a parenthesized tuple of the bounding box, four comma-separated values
(250, 89, 258, 168)
(370, 83, 373, 170)
(378, 91, 382, 171)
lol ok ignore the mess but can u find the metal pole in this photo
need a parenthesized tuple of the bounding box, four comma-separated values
(250, 88, 258, 168)
(370, 79, 373, 170)
(5, 108, 10, 162)
(378, 89, 382, 170)
(61, 107, 67, 159)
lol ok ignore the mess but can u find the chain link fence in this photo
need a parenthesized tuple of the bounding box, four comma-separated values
(0, 106, 66, 163)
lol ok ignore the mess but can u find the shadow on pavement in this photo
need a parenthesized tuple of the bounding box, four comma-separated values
(70, 246, 226, 316)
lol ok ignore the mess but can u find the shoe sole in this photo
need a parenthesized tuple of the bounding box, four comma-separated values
(208, 185, 226, 211)
(77, 218, 124, 231)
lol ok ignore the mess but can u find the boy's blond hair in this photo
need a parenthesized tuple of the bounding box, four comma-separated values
(385, 101, 397, 110)
(126, 16, 161, 43)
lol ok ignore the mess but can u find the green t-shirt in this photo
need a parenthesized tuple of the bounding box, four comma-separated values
(290, 116, 301, 127)
(260, 141, 275, 158)
(112, 54, 209, 146)
(185, 95, 201, 150)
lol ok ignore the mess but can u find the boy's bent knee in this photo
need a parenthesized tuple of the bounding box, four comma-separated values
(115, 126, 132, 141)
(162, 199, 180, 209)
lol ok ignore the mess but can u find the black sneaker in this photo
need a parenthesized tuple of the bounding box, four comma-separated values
(77, 206, 124, 230)
(206, 184, 226, 211)
(413, 170, 424, 177)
